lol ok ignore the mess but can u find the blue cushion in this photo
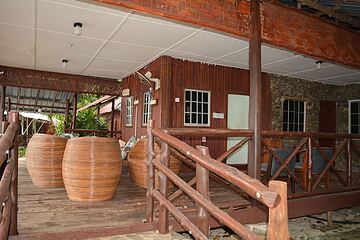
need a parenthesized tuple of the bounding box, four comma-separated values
(271, 148, 296, 177)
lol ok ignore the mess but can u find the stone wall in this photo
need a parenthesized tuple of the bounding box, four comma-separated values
(270, 74, 360, 133)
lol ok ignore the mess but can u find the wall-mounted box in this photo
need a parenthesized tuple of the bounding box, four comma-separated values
(122, 88, 130, 96)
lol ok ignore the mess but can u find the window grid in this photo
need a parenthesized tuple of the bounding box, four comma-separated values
(282, 99, 305, 132)
(125, 97, 133, 127)
(349, 100, 360, 134)
(143, 91, 151, 126)
(184, 89, 210, 127)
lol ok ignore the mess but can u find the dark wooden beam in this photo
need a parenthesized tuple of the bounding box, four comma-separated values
(248, 0, 262, 180)
(110, 98, 115, 137)
(0, 86, 6, 121)
(0, 66, 122, 95)
(64, 99, 70, 129)
(91, 0, 360, 68)
(71, 93, 78, 130)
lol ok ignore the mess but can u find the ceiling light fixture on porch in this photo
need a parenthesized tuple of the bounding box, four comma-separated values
(0, 70, 4, 75)
(73, 22, 83, 35)
(316, 60, 323, 70)
(62, 59, 69, 68)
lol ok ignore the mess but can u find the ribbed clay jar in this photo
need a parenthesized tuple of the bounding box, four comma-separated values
(62, 137, 122, 202)
(25, 134, 67, 188)
(127, 139, 182, 189)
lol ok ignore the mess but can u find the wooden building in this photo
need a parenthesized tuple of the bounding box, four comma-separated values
(0, 0, 359, 239)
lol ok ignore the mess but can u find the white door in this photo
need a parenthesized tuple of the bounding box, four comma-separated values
(227, 94, 249, 164)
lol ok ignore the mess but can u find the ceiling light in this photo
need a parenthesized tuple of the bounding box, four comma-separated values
(62, 59, 69, 68)
(0, 70, 4, 75)
(316, 60, 323, 70)
(73, 22, 83, 35)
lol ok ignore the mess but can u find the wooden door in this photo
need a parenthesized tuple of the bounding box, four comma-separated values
(319, 100, 336, 147)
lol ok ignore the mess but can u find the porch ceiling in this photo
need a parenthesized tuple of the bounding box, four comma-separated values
(0, 0, 359, 85)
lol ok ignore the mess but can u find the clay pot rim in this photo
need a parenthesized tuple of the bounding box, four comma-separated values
(67, 136, 118, 143)
(32, 133, 67, 141)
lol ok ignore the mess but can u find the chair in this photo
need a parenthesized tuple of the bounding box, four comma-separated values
(261, 148, 297, 192)
(295, 147, 334, 190)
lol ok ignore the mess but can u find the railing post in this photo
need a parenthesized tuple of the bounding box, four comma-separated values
(158, 139, 170, 234)
(146, 120, 155, 223)
(307, 138, 312, 192)
(195, 146, 210, 238)
(267, 180, 289, 240)
(347, 139, 352, 187)
(8, 112, 19, 235)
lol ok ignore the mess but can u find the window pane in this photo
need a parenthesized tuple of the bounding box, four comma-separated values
(299, 102, 304, 112)
(299, 113, 304, 124)
(185, 102, 190, 112)
(294, 101, 299, 112)
(283, 111, 288, 123)
(351, 102, 358, 114)
(289, 123, 294, 131)
(197, 114, 202, 123)
(198, 92, 202, 102)
(191, 113, 197, 123)
(198, 103, 202, 112)
(294, 123, 298, 131)
(283, 123, 288, 131)
(185, 91, 190, 101)
(185, 113, 190, 123)
(351, 126, 358, 134)
(289, 101, 295, 111)
(203, 114, 208, 124)
(192, 102, 197, 112)
(351, 114, 359, 125)
(203, 104, 208, 113)
(203, 92, 208, 102)
(283, 100, 288, 110)
(289, 112, 294, 122)
(192, 91, 197, 101)
(299, 124, 304, 132)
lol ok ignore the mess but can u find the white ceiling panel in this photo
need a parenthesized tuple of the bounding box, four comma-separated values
(88, 57, 142, 73)
(261, 46, 297, 65)
(98, 41, 161, 62)
(172, 31, 248, 58)
(36, 50, 91, 74)
(297, 65, 359, 80)
(166, 50, 216, 63)
(0, 0, 36, 27)
(320, 73, 360, 85)
(111, 17, 197, 49)
(0, 43, 34, 69)
(262, 67, 290, 75)
(286, 73, 319, 81)
(264, 55, 332, 73)
(82, 68, 127, 79)
(36, 30, 104, 56)
(0, 23, 35, 49)
(221, 48, 249, 66)
(37, 0, 124, 40)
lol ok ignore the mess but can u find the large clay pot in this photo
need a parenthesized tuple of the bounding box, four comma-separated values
(25, 134, 67, 188)
(127, 139, 182, 189)
(62, 137, 122, 202)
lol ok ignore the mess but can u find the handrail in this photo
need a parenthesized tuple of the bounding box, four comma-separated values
(262, 130, 360, 139)
(162, 128, 254, 137)
(146, 122, 289, 240)
(0, 113, 20, 239)
(153, 128, 279, 208)
(0, 123, 18, 166)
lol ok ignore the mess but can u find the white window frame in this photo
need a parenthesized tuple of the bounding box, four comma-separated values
(142, 91, 151, 126)
(125, 97, 133, 127)
(282, 99, 306, 132)
(348, 99, 360, 134)
(184, 89, 211, 127)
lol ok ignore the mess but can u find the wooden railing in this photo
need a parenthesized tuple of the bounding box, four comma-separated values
(0, 112, 19, 239)
(146, 121, 289, 240)
(262, 130, 360, 197)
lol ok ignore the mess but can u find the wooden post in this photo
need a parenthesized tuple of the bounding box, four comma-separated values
(267, 180, 290, 240)
(8, 112, 19, 235)
(195, 146, 210, 238)
(110, 98, 115, 138)
(347, 139, 352, 187)
(64, 99, 70, 130)
(146, 120, 155, 223)
(247, 0, 262, 180)
(158, 140, 170, 234)
(0, 86, 6, 122)
(7, 97, 11, 116)
(71, 93, 78, 130)
(307, 138, 312, 192)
